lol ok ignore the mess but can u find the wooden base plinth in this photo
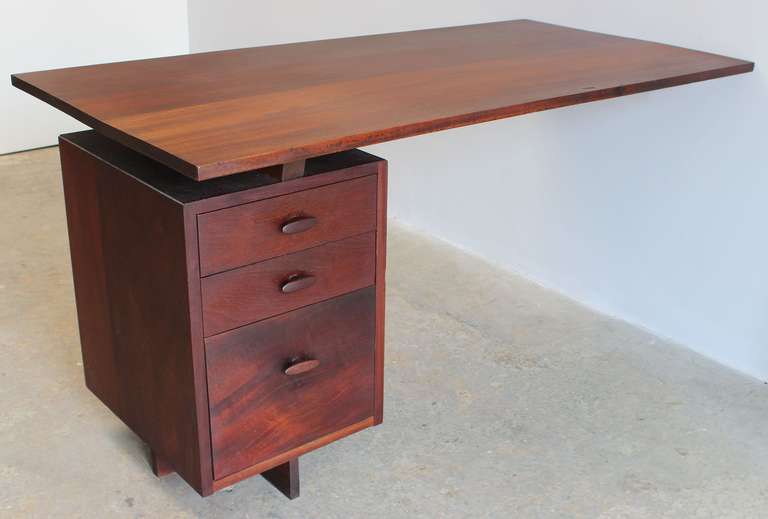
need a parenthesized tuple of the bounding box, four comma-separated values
(261, 458, 300, 499)
(149, 448, 300, 499)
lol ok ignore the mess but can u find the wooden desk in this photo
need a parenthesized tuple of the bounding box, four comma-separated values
(11, 20, 753, 498)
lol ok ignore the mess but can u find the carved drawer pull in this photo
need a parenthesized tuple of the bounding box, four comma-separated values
(281, 215, 317, 234)
(280, 273, 316, 293)
(284, 359, 320, 376)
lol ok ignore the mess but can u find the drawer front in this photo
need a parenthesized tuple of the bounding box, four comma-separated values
(206, 287, 375, 479)
(198, 175, 377, 276)
(202, 232, 375, 336)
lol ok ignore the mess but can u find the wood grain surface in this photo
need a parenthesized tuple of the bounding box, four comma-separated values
(13, 20, 753, 180)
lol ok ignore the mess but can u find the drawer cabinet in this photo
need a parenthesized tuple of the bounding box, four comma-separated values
(59, 130, 387, 497)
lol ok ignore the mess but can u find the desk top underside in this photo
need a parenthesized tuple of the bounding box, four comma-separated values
(12, 20, 753, 180)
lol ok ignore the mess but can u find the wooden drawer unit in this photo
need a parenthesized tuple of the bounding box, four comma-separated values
(198, 175, 378, 276)
(207, 287, 376, 479)
(59, 131, 387, 498)
(202, 232, 376, 336)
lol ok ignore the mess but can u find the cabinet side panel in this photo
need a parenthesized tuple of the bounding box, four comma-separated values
(59, 137, 209, 495)
(59, 138, 122, 416)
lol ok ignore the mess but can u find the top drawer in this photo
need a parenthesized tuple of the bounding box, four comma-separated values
(198, 175, 378, 275)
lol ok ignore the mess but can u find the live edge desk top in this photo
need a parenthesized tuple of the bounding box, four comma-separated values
(11, 19, 753, 180)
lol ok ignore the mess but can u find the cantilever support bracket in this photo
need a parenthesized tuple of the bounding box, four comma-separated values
(267, 159, 306, 182)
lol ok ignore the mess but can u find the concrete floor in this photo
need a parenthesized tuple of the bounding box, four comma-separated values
(2, 147, 768, 519)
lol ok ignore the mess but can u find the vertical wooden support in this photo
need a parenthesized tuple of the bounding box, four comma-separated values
(281, 159, 307, 180)
(151, 449, 174, 477)
(265, 159, 307, 183)
(261, 458, 300, 499)
(374, 160, 387, 425)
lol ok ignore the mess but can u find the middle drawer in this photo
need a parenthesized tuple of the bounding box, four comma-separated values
(202, 232, 376, 336)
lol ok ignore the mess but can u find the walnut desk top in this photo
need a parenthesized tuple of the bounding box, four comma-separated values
(12, 20, 753, 181)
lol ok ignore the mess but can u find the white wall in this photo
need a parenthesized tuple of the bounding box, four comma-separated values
(2, 0, 189, 154)
(190, 1, 768, 381)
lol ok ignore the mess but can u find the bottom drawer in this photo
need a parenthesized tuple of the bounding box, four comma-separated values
(205, 287, 376, 479)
